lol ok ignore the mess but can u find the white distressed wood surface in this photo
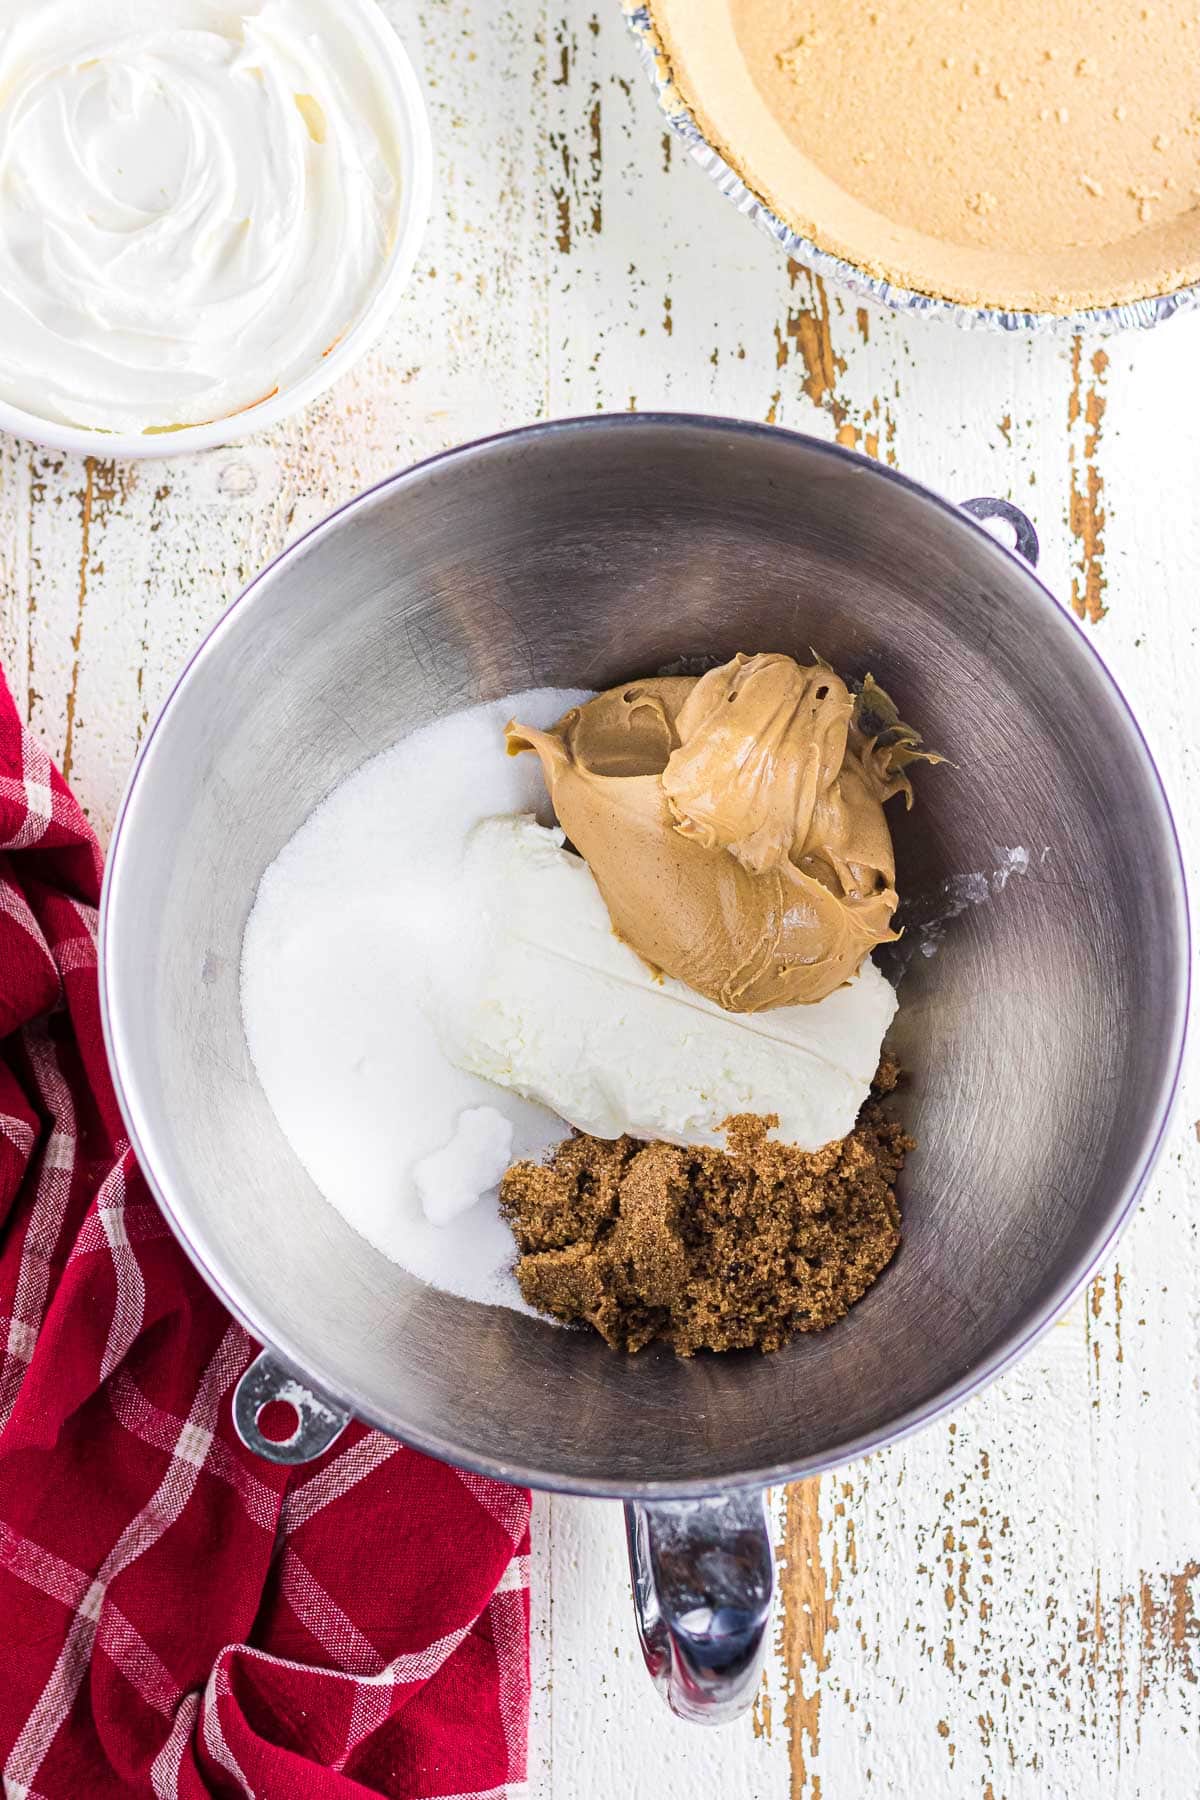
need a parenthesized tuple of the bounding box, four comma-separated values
(2, 3, 1198, 1794)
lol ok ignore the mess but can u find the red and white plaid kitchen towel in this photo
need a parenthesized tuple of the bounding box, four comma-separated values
(0, 670, 531, 1799)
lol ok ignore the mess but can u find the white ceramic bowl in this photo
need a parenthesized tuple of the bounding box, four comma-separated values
(0, 0, 433, 460)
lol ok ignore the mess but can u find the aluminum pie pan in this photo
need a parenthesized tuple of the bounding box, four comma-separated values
(621, 0, 1200, 335)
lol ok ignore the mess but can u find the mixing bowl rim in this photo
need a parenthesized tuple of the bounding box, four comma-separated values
(99, 413, 1192, 1498)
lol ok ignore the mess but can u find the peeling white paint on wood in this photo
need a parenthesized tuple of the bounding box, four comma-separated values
(1, 2, 1198, 1794)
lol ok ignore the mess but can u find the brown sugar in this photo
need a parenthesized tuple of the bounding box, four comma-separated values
(499, 1063, 910, 1357)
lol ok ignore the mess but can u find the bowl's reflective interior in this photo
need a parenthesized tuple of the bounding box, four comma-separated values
(103, 422, 1186, 1490)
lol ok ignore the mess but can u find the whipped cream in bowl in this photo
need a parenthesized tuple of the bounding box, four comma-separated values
(0, 0, 431, 454)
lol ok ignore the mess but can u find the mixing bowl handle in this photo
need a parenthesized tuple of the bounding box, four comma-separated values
(232, 1349, 351, 1465)
(624, 1489, 774, 1725)
(960, 496, 1040, 567)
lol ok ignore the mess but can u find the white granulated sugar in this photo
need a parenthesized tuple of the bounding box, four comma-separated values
(240, 688, 589, 1318)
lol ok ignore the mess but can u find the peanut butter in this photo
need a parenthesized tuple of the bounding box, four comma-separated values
(507, 652, 934, 1011)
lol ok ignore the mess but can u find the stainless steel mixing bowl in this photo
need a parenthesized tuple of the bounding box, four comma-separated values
(100, 416, 1189, 1723)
